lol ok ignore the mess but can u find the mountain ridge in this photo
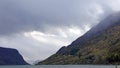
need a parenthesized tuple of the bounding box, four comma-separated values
(38, 12, 120, 65)
(0, 47, 28, 65)
(56, 12, 120, 55)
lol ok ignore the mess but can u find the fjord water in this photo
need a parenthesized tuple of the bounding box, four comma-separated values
(0, 65, 118, 68)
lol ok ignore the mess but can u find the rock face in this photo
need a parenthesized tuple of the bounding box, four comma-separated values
(38, 12, 120, 65)
(0, 47, 28, 65)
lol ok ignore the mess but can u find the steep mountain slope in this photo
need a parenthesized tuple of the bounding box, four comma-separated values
(38, 12, 120, 65)
(0, 47, 28, 65)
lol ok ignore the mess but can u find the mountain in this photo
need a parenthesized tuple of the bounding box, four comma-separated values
(37, 12, 120, 65)
(0, 47, 28, 65)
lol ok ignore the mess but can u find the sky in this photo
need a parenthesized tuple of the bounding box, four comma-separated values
(0, 0, 120, 64)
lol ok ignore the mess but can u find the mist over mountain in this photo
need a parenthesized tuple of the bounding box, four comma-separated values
(38, 12, 120, 65)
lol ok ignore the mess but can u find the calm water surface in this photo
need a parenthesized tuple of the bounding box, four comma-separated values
(0, 65, 119, 68)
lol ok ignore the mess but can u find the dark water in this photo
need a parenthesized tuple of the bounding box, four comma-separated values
(0, 65, 119, 68)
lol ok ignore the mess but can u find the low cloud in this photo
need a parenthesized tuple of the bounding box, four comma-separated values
(0, 25, 90, 64)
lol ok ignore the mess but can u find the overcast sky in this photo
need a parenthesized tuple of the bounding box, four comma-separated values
(0, 0, 120, 64)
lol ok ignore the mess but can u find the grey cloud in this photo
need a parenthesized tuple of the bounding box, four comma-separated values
(0, 0, 115, 35)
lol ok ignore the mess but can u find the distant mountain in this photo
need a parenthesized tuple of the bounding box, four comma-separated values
(38, 12, 120, 65)
(0, 47, 28, 65)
